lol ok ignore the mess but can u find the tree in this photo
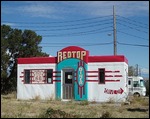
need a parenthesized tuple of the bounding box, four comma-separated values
(128, 66, 135, 76)
(1, 25, 49, 94)
(128, 65, 139, 76)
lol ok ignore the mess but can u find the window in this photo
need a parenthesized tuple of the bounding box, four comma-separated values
(24, 69, 53, 84)
(98, 68, 105, 84)
(25, 70, 30, 84)
(65, 72, 73, 84)
(47, 69, 53, 83)
(133, 81, 139, 87)
(140, 80, 145, 87)
(128, 80, 131, 85)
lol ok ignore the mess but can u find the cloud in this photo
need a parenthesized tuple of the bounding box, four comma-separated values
(1, 22, 16, 26)
(141, 68, 149, 74)
(18, 2, 59, 18)
(70, 1, 149, 17)
(2, 1, 149, 19)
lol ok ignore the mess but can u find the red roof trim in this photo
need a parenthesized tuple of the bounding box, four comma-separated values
(17, 57, 57, 64)
(17, 55, 128, 64)
(88, 55, 128, 64)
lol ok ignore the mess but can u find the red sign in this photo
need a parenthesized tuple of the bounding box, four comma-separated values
(104, 88, 124, 94)
(57, 46, 89, 63)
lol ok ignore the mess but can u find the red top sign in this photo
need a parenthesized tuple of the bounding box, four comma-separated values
(57, 46, 89, 63)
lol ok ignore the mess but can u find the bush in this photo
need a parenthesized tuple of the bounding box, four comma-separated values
(100, 111, 112, 118)
(39, 107, 78, 118)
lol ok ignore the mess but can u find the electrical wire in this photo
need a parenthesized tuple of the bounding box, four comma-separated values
(117, 41, 149, 47)
(33, 22, 113, 31)
(117, 30, 148, 41)
(116, 15, 148, 27)
(116, 18, 148, 29)
(2, 19, 113, 28)
(39, 42, 113, 47)
(42, 29, 113, 37)
(2, 15, 113, 24)
(117, 22, 148, 34)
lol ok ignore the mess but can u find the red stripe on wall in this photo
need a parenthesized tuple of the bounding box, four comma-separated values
(114, 75, 122, 77)
(105, 70, 120, 73)
(86, 80, 98, 82)
(87, 70, 120, 73)
(86, 71, 98, 73)
(20, 76, 24, 78)
(105, 80, 120, 82)
(105, 75, 113, 77)
(114, 71, 120, 72)
(87, 75, 98, 77)
(105, 75, 122, 77)
(86, 80, 120, 82)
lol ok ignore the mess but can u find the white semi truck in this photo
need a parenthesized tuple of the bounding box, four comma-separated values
(128, 76, 146, 97)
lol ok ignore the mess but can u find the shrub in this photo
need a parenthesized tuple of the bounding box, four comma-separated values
(100, 111, 112, 118)
(39, 107, 78, 118)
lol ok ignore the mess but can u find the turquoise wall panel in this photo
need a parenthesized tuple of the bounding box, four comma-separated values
(56, 58, 88, 100)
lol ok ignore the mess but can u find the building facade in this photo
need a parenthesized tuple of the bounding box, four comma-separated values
(17, 46, 128, 102)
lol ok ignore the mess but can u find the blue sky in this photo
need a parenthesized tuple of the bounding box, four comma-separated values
(1, 1, 149, 77)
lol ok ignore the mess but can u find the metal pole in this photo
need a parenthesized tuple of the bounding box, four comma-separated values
(113, 5, 117, 55)
(136, 64, 138, 76)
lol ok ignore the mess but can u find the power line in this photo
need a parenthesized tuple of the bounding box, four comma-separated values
(2, 19, 113, 28)
(33, 22, 113, 31)
(117, 22, 148, 34)
(42, 28, 113, 37)
(117, 30, 149, 41)
(116, 15, 148, 27)
(2, 15, 113, 24)
(41, 41, 148, 48)
(117, 41, 149, 47)
(39, 42, 113, 47)
(116, 18, 148, 29)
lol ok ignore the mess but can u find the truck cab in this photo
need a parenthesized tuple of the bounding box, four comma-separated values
(128, 76, 146, 97)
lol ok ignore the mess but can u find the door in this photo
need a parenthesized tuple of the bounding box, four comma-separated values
(63, 68, 74, 99)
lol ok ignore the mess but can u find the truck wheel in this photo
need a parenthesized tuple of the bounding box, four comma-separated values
(133, 93, 140, 97)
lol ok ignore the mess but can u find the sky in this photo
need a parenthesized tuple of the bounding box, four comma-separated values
(1, 1, 149, 77)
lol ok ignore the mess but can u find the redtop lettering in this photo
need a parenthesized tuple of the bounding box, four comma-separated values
(57, 51, 86, 63)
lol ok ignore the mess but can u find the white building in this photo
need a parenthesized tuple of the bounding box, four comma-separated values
(17, 46, 128, 102)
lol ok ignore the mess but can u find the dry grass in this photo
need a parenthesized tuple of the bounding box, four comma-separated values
(1, 93, 149, 118)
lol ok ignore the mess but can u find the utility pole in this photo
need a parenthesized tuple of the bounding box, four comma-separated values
(136, 64, 138, 76)
(139, 67, 141, 76)
(113, 5, 117, 55)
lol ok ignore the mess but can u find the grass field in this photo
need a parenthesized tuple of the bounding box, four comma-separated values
(1, 92, 149, 118)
